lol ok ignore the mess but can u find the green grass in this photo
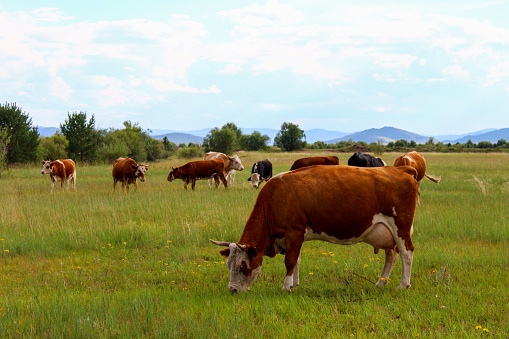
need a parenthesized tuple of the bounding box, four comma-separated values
(0, 152, 508, 337)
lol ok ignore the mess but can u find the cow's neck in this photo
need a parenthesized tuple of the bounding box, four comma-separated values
(238, 207, 274, 257)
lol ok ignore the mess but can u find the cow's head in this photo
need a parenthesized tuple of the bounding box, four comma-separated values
(133, 163, 149, 182)
(231, 155, 244, 171)
(210, 240, 263, 292)
(41, 160, 54, 175)
(250, 173, 262, 188)
(167, 167, 178, 182)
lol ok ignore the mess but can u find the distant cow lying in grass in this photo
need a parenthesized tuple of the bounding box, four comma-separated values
(167, 159, 228, 190)
(41, 159, 76, 192)
(112, 157, 150, 191)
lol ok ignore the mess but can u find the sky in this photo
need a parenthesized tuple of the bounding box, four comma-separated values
(2, 0, 509, 135)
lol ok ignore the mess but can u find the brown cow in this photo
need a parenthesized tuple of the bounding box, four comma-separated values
(112, 157, 150, 191)
(290, 156, 339, 171)
(167, 159, 228, 190)
(394, 151, 440, 184)
(211, 165, 419, 292)
(41, 159, 76, 192)
(204, 152, 244, 186)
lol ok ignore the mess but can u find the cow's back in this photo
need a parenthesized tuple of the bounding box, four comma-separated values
(247, 165, 418, 241)
(59, 159, 76, 177)
(184, 159, 225, 177)
(113, 157, 136, 179)
(290, 156, 339, 171)
(394, 151, 426, 182)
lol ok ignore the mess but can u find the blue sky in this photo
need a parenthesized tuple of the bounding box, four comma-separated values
(2, 0, 509, 135)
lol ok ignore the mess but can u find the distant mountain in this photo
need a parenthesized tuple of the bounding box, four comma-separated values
(149, 128, 211, 138)
(153, 132, 204, 145)
(327, 126, 430, 144)
(38, 126, 59, 137)
(451, 128, 509, 144)
(304, 129, 349, 144)
(436, 128, 497, 142)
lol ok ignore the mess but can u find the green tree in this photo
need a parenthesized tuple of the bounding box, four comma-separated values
(370, 139, 385, 155)
(409, 140, 417, 148)
(477, 141, 493, 149)
(466, 139, 475, 148)
(203, 125, 237, 154)
(60, 112, 97, 162)
(395, 139, 408, 147)
(0, 102, 40, 163)
(0, 127, 11, 176)
(39, 133, 68, 160)
(239, 131, 270, 151)
(274, 122, 306, 151)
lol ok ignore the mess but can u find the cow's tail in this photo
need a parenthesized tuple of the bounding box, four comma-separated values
(425, 173, 441, 184)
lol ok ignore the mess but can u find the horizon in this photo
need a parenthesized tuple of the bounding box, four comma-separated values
(2, 1, 509, 135)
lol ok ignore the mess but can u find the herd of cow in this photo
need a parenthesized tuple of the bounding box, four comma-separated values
(40, 151, 441, 293)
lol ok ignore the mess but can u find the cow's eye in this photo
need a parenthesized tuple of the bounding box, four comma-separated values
(239, 262, 247, 271)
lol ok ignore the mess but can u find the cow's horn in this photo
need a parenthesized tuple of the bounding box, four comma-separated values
(210, 239, 231, 246)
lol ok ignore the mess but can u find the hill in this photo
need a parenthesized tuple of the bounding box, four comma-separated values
(450, 128, 509, 144)
(152, 132, 204, 145)
(327, 126, 430, 144)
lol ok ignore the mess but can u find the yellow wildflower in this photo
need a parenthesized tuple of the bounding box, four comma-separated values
(475, 326, 482, 330)
(309, 272, 313, 275)
(363, 264, 368, 269)
(4, 249, 9, 253)
(483, 329, 489, 333)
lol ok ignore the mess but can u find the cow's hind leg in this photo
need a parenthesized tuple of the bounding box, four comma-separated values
(376, 248, 397, 286)
(220, 175, 228, 189)
(394, 232, 414, 290)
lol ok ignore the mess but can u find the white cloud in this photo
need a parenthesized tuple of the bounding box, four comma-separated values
(442, 65, 470, 79)
(220, 64, 244, 74)
(218, 0, 304, 27)
(50, 76, 72, 100)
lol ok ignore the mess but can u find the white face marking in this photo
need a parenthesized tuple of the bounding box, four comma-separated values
(135, 165, 148, 181)
(225, 243, 262, 292)
(41, 161, 52, 174)
(231, 155, 244, 171)
(403, 155, 415, 162)
(251, 173, 261, 187)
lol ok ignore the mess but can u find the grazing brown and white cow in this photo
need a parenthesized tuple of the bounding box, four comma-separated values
(211, 165, 419, 292)
(41, 159, 76, 191)
(112, 157, 150, 191)
(290, 156, 339, 171)
(204, 152, 244, 186)
(394, 151, 441, 186)
(167, 159, 228, 190)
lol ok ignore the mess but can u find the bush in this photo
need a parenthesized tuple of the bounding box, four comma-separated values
(177, 146, 203, 159)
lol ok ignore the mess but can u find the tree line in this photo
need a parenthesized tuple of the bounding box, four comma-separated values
(1, 102, 508, 173)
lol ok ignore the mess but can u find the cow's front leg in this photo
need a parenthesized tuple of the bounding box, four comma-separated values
(282, 234, 304, 291)
(376, 248, 397, 286)
(191, 178, 196, 190)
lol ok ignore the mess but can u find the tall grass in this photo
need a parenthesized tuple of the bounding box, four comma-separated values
(0, 152, 508, 337)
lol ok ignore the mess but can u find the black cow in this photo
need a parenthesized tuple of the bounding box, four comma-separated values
(247, 159, 272, 188)
(347, 152, 385, 167)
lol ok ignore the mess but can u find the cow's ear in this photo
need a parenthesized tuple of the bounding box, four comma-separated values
(42, 161, 45, 165)
(219, 248, 230, 257)
(247, 246, 258, 258)
(131, 164, 137, 169)
(247, 177, 251, 181)
(50, 162, 54, 169)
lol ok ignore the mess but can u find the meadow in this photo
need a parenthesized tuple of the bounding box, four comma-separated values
(0, 152, 508, 338)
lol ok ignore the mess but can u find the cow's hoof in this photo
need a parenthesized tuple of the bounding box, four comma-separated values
(397, 284, 411, 290)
